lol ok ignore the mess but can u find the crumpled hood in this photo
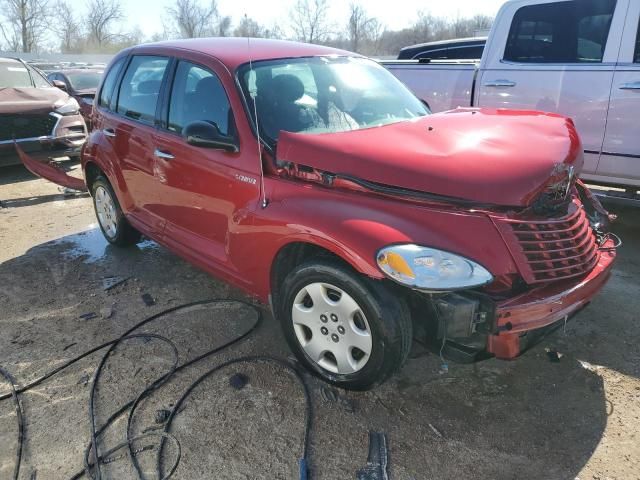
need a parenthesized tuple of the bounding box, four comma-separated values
(0, 87, 70, 114)
(277, 108, 584, 207)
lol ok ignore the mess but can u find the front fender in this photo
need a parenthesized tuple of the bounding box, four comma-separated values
(238, 179, 519, 301)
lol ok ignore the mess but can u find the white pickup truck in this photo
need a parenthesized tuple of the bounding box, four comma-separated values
(384, 0, 640, 202)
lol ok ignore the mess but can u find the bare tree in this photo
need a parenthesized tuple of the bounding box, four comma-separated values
(164, 0, 230, 38)
(215, 14, 232, 37)
(0, 0, 51, 53)
(52, 0, 80, 52)
(469, 14, 493, 34)
(290, 0, 331, 44)
(234, 15, 263, 38)
(346, 2, 382, 54)
(85, 0, 123, 47)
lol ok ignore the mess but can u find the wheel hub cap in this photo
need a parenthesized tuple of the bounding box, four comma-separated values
(292, 282, 372, 375)
(94, 186, 118, 239)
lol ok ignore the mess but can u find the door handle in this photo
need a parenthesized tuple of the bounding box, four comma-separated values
(619, 81, 640, 90)
(484, 79, 516, 87)
(154, 148, 175, 160)
(103, 128, 116, 137)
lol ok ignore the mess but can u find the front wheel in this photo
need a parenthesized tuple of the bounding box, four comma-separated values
(277, 259, 412, 390)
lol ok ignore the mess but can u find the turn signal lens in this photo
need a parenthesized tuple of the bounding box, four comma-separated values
(377, 251, 416, 280)
(376, 244, 493, 291)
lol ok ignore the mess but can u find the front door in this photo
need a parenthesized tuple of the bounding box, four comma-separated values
(152, 59, 260, 271)
(599, 7, 640, 188)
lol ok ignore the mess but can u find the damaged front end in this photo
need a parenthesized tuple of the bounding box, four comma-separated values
(411, 182, 618, 362)
(0, 87, 87, 168)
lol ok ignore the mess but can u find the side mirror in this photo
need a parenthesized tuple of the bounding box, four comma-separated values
(183, 121, 238, 152)
(52, 79, 67, 91)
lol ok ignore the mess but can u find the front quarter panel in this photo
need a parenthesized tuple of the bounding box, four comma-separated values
(241, 178, 520, 301)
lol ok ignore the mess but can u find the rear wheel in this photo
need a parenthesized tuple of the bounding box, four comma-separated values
(91, 175, 141, 246)
(278, 258, 412, 390)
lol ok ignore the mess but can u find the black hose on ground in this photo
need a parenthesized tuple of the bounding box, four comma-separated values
(0, 366, 23, 480)
(0, 299, 314, 480)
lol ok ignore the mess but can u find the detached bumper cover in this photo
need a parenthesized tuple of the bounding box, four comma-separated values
(488, 240, 616, 359)
(15, 143, 87, 191)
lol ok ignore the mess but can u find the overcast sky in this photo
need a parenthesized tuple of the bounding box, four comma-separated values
(107, 0, 509, 38)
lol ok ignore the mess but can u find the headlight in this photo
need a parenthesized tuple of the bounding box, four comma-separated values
(54, 97, 80, 115)
(376, 244, 493, 291)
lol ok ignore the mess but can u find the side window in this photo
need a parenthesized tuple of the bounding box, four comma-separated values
(635, 19, 640, 63)
(167, 61, 233, 136)
(98, 57, 125, 110)
(116, 56, 169, 124)
(504, 0, 616, 63)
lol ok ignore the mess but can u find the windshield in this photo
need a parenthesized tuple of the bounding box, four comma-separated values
(0, 63, 33, 88)
(66, 71, 102, 90)
(238, 56, 429, 143)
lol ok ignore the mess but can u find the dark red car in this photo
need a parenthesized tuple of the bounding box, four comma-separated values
(20, 39, 618, 390)
(48, 69, 103, 129)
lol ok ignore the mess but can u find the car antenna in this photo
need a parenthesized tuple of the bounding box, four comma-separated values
(248, 36, 268, 209)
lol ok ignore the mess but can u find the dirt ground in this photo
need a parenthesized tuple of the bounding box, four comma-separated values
(1, 164, 639, 480)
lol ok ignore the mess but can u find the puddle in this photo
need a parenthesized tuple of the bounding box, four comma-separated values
(53, 225, 159, 263)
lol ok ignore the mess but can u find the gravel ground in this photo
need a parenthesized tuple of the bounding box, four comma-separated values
(0, 165, 638, 480)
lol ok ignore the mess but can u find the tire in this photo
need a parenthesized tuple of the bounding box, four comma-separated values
(278, 258, 412, 390)
(91, 175, 141, 246)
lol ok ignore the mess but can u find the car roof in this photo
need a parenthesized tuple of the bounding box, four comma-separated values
(134, 37, 358, 70)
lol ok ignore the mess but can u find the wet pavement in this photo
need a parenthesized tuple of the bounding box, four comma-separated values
(0, 165, 639, 479)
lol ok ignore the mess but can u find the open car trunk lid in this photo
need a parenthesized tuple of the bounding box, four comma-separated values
(276, 108, 584, 207)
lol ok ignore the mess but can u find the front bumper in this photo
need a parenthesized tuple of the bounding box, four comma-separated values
(487, 239, 616, 359)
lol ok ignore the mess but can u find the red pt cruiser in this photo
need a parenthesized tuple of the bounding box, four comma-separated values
(20, 39, 618, 390)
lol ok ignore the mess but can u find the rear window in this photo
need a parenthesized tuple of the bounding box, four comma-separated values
(504, 0, 617, 63)
(116, 56, 169, 124)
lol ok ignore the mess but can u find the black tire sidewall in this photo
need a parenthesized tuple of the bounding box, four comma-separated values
(278, 259, 410, 390)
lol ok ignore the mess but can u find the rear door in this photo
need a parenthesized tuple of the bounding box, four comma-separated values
(477, 0, 626, 176)
(111, 55, 170, 236)
(598, 3, 640, 188)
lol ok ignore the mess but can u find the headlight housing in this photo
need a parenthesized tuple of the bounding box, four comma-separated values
(376, 244, 493, 291)
(54, 97, 80, 115)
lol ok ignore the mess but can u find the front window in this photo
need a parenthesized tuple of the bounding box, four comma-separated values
(238, 56, 429, 144)
(66, 71, 103, 91)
